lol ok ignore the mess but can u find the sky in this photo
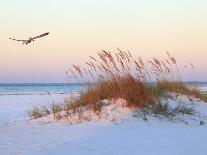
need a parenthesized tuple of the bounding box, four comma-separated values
(0, 0, 207, 83)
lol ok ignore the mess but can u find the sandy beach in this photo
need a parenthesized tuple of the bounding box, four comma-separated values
(0, 86, 207, 155)
(1, 1, 207, 154)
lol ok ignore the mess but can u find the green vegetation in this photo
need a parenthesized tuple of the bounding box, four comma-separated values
(134, 102, 195, 121)
(152, 81, 207, 101)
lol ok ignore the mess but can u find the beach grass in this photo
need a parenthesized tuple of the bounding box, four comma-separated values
(28, 106, 50, 119)
(152, 81, 207, 101)
(29, 49, 206, 120)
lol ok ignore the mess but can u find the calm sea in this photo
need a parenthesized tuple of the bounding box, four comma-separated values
(0, 82, 206, 96)
(0, 83, 85, 96)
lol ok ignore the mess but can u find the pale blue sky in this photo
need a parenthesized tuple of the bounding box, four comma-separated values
(0, 0, 207, 82)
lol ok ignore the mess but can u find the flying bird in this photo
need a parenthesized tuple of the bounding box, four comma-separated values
(9, 32, 49, 45)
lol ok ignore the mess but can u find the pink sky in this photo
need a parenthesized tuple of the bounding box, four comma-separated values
(0, 0, 207, 82)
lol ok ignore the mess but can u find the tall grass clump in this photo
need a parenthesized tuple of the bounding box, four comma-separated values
(29, 48, 206, 120)
(63, 49, 205, 112)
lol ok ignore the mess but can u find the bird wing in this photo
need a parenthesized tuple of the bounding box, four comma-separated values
(9, 38, 26, 41)
(32, 32, 49, 40)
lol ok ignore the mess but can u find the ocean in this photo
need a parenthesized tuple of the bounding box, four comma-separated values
(0, 82, 206, 96)
(0, 83, 85, 96)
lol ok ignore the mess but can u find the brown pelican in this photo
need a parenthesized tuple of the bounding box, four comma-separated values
(9, 32, 49, 45)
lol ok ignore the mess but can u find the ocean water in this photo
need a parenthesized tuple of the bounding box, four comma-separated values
(0, 83, 85, 96)
(0, 82, 206, 96)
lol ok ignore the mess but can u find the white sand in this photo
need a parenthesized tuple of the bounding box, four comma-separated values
(0, 92, 207, 155)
